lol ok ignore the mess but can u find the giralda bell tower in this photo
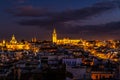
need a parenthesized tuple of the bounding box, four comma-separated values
(52, 28, 57, 43)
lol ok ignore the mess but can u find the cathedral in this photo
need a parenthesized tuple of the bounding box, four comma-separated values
(52, 28, 81, 45)
(0, 35, 30, 51)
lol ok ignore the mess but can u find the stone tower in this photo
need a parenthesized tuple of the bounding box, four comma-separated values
(52, 28, 57, 43)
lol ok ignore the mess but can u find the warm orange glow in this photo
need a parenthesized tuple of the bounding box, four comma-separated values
(91, 72, 114, 80)
(52, 28, 81, 45)
(0, 35, 30, 51)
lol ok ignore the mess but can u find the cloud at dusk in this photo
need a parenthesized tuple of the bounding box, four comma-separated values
(6, 5, 51, 17)
(16, 0, 116, 26)
(1, 0, 120, 40)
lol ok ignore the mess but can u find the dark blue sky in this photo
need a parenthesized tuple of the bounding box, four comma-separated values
(0, 0, 120, 40)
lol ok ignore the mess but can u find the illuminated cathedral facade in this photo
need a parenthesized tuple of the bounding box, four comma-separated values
(52, 28, 81, 45)
(0, 35, 30, 51)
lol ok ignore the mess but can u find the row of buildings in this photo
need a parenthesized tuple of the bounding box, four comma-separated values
(0, 28, 119, 80)
(0, 28, 82, 51)
(0, 35, 30, 51)
(52, 28, 82, 45)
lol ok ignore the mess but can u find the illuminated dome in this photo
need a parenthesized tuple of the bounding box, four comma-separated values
(10, 34, 17, 44)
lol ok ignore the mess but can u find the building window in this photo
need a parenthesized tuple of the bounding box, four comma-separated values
(102, 76, 105, 79)
(109, 76, 112, 79)
(96, 75, 98, 79)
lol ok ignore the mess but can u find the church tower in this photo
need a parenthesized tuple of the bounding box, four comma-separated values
(10, 34, 17, 44)
(52, 28, 57, 43)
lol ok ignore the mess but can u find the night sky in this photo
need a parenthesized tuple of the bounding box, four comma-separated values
(0, 0, 120, 40)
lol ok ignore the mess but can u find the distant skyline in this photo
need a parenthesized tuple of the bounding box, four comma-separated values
(0, 0, 120, 40)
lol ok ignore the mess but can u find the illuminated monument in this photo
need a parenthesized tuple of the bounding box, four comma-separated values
(10, 34, 17, 44)
(0, 35, 30, 51)
(52, 28, 57, 43)
(52, 28, 81, 45)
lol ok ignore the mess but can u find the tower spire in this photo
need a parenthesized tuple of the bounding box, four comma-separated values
(52, 28, 57, 43)
(53, 28, 56, 33)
